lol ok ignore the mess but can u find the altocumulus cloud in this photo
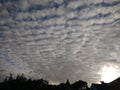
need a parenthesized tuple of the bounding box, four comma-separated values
(0, 0, 120, 84)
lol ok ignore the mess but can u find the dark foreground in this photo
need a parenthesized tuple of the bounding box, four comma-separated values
(0, 74, 120, 90)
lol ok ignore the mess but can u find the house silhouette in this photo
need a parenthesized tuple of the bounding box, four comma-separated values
(90, 77, 120, 90)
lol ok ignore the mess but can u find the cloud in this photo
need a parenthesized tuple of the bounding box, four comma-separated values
(0, 0, 120, 84)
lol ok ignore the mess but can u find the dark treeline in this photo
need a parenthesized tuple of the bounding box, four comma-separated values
(0, 74, 89, 90)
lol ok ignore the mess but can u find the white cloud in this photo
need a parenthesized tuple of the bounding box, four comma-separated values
(0, 0, 120, 84)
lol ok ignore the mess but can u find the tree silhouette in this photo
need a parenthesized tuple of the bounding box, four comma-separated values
(0, 74, 90, 90)
(72, 80, 88, 90)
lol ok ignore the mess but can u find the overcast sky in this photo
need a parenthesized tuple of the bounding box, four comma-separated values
(0, 0, 120, 84)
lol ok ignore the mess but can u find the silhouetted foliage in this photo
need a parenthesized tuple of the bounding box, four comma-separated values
(0, 74, 90, 90)
(72, 80, 88, 90)
(0, 74, 49, 90)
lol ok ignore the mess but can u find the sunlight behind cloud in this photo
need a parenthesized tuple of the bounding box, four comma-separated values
(100, 65, 120, 83)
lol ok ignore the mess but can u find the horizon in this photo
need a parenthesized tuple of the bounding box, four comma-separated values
(0, 73, 120, 86)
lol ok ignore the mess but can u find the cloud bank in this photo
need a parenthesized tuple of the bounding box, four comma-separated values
(0, 0, 120, 84)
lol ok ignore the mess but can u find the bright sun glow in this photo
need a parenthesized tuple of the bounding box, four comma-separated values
(100, 65, 120, 83)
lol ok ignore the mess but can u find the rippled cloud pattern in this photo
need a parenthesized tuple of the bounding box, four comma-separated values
(0, 0, 120, 84)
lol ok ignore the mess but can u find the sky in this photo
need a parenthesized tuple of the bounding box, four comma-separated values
(0, 0, 120, 85)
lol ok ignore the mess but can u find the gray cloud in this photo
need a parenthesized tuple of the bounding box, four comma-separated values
(0, 0, 120, 84)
